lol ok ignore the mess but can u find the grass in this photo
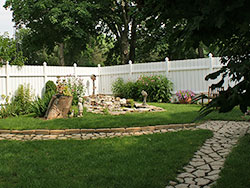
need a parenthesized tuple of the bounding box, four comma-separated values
(213, 134, 250, 188)
(0, 129, 212, 188)
(0, 103, 246, 130)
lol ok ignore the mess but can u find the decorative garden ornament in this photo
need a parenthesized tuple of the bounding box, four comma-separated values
(78, 97, 83, 117)
(141, 90, 148, 106)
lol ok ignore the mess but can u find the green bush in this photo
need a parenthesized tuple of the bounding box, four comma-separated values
(112, 75, 173, 102)
(45, 80, 57, 94)
(0, 95, 17, 118)
(0, 84, 33, 118)
(136, 75, 173, 102)
(111, 78, 137, 99)
(12, 84, 33, 115)
(65, 77, 86, 105)
(32, 91, 54, 117)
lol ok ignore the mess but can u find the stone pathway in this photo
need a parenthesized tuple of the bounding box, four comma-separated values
(166, 121, 250, 188)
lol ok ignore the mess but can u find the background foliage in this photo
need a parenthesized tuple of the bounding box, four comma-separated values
(112, 75, 173, 102)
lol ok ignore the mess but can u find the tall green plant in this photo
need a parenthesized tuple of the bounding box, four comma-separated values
(32, 91, 54, 117)
(45, 80, 57, 94)
(12, 84, 33, 115)
(112, 75, 173, 102)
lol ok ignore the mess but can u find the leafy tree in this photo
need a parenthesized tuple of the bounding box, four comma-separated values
(143, 0, 250, 115)
(5, 0, 96, 66)
(0, 33, 26, 66)
(93, 0, 147, 65)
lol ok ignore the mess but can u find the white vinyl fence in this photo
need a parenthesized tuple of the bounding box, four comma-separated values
(0, 55, 231, 104)
(0, 63, 99, 103)
(99, 54, 230, 94)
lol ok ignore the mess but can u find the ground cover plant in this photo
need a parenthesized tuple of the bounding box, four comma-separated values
(0, 129, 212, 188)
(0, 103, 246, 130)
(213, 134, 250, 188)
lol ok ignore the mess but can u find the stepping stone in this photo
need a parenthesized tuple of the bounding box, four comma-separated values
(197, 164, 211, 171)
(195, 178, 211, 186)
(175, 184, 190, 188)
(193, 170, 206, 177)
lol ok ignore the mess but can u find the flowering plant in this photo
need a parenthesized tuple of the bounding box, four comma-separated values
(56, 77, 72, 96)
(176, 90, 195, 101)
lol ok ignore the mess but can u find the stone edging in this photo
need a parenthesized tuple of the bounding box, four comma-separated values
(0, 123, 196, 135)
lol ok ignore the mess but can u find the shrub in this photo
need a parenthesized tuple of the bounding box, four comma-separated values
(0, 95, 18, 118)
(136, 75, 173, 102)
(0, 84, 33, 118)
(111, 78, 137, 99)
(65, 77, 86, 105)
(45, 80, 57, 94)
(112, 75, 173, 102)
(12, 84, 33, 115)
(32, 91, 54, 117)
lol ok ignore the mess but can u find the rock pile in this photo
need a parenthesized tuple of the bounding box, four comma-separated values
(83, 95, 164, 115)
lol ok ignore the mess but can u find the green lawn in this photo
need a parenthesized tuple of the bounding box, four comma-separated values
(213, 134, 250, 188)
(0, 103, 246, 130)
(0, 129, 212, 188)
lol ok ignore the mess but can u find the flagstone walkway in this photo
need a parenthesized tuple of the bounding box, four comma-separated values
(166, 121, 250, 188)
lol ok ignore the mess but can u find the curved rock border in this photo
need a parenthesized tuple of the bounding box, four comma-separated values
(0, 123, 196, 137)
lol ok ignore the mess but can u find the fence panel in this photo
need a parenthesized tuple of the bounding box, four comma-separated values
(0, 64, 99, 104)
(1, 56, 230, 104)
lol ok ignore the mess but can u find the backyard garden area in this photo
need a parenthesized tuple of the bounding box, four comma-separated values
(1, 0, 250, 187)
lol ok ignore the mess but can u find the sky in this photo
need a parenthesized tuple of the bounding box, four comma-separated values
(0, 0, 15, 37)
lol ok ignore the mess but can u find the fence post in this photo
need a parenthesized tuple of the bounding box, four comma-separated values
(73, 63, 77, 77)
(209, 53, 213, 72)
(129, 60, 132, 77)
(5, 62, 9, 96)
(165, 57, 169, 77)
(43, 62, 47, 85)
(98, 64, 101, 94)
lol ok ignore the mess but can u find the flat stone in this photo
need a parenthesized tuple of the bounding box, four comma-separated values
(189, 161, 205, 167)
(178, 173, 195, 178)
(197, 164, 211, 171)
(175, 184, 189, 188)
(209, 152, 221, 159)
(184, 177, 195, 184)
(195, 178, 211, 186)
(65, 129, 81, 134)
(189, 185, 200, 188)
(50, 130, 65, 135)
(193, 170, 206, 177)
(183, 166, 195, 173)
(202, 157, 214, 163)
(169, 181, 177, 185)
(35, 130, 50, 135)
(176, 178, 184, 183)
(208, 170, 220, 176)
(206, 174, 219, 181)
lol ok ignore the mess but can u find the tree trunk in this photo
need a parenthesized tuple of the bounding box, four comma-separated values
(129, 18, 137, 63)
(45, 95, 73, 120)
(198, 45, 204, 58)
(120, 0, 130, 65)
(59, 43, 65, 66)
(120, 33, 130, 64)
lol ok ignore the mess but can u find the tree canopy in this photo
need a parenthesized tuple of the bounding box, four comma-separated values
(5, 0, 96, 66)
(0, 33, 26, 66)
(143, 0, 250, 114)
